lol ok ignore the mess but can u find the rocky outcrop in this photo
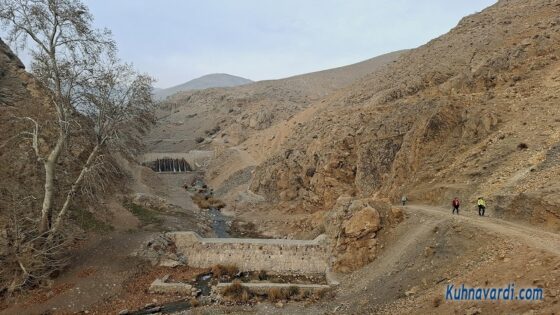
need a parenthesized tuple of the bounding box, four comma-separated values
(135, 233, 187, 267)
(325, 197, 403, 272)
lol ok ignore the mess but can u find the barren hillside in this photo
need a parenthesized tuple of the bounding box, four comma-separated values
(0, 38, 82, 220)
(249, 0, 560, 232)
(145, 50, 404, 153)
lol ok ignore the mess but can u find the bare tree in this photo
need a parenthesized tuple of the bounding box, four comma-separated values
(0, 0, 155, 291)
(50, 59, 155, 235)
(0, 0, 115, 233)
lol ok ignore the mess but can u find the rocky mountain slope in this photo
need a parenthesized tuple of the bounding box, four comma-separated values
(154, 73, 252, 100)
(249, 0, 560, 231)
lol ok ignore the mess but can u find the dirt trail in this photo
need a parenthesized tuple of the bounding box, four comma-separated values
(406, 204, 560, 256)
(342, 202, 560, 297)
(341, 217, 444, 296)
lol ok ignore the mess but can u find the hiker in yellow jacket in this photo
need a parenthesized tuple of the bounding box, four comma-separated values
(477, 197, 486, 216)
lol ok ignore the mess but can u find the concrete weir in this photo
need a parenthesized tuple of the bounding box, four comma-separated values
(168, 232, 330, 274)
(139, 151, 214, 171)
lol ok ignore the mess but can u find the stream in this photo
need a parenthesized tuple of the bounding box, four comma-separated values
(209, 207, 230, 238)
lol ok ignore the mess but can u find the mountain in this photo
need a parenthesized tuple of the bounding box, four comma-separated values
(149, 0, 560, 238)
(147, 50, 404, 153)
(250, 0, 560, 231)
(154, 73, 252, 100)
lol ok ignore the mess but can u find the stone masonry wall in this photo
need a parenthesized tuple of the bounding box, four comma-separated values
(169, 232, 329, 274)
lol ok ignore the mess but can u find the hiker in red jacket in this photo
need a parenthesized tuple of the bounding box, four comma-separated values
(452, 197, 460, 215)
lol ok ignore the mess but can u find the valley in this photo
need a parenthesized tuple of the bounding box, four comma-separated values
(1, 0, 560, 314)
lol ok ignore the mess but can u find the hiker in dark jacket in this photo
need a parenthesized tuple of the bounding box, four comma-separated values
(452, 197, 460, 215)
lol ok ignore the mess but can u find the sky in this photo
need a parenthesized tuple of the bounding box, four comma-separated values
(13, 0, 498, 89)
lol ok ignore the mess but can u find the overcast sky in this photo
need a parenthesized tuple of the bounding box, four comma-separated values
(21, 1, 497, 88)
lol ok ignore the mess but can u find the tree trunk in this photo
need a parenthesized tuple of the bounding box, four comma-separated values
(39, 134, 65, 233)
(50, 143, 101, 236)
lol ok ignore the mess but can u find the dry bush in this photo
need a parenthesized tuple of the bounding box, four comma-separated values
(312, 287, 334, 300)
(222, 280, 253, 302)
(191, 194, 226, 209)
(517, 142, 529, 150)
(241, 289, 251, 303)
(267, 286, 302, 302)
(300, 289, 312, 299)
(257, 270, 268, 280)
(287, 285, 300, 297)
(211, 264, 239, 279)
(190, 298, 200, 307)
(267, 287, 288, 302)
(0, 198, 73, 296)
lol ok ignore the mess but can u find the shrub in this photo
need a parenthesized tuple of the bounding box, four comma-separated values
(190, 298, 200, 307)
(267, 287, 288, 302)
(191, 194, 226, 209)
(517, 142, 528, 150)
(257, 270, 268, 281)
(211, 264, 239, 279)
(287, 286, 300, 297)
(312, 288, 333, 300)
(241, 289, 251, 303)
(223, 280, 253, 302)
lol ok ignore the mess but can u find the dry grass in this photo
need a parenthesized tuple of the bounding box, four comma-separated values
(267, 287, 287, 302)
(267, 286, 303, 302)
(190, 298, 200, 307)
(222, 280, 253, 302)
(287, 285, 300, 297)
(211, 264, 238, 279)
(191, 194, 226, 209)
(312, 287, 334, 300)
(241, 290, 251, 303)
(432, 296, 442, 308)
(257, 270, 268, 280)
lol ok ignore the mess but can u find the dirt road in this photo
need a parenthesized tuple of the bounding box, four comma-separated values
(263, 203, 560, 314)
(406, 204, 560, 256)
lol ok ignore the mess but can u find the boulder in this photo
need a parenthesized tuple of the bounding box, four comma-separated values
(342, 206, 381, 238)
(135, 233, 187, 266)
(324, 196, 400, 272)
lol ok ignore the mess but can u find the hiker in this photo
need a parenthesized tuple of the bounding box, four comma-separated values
(401, 195, 408, 206)
(477, 197, 486, 216)
(452, 197, 460, 215)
